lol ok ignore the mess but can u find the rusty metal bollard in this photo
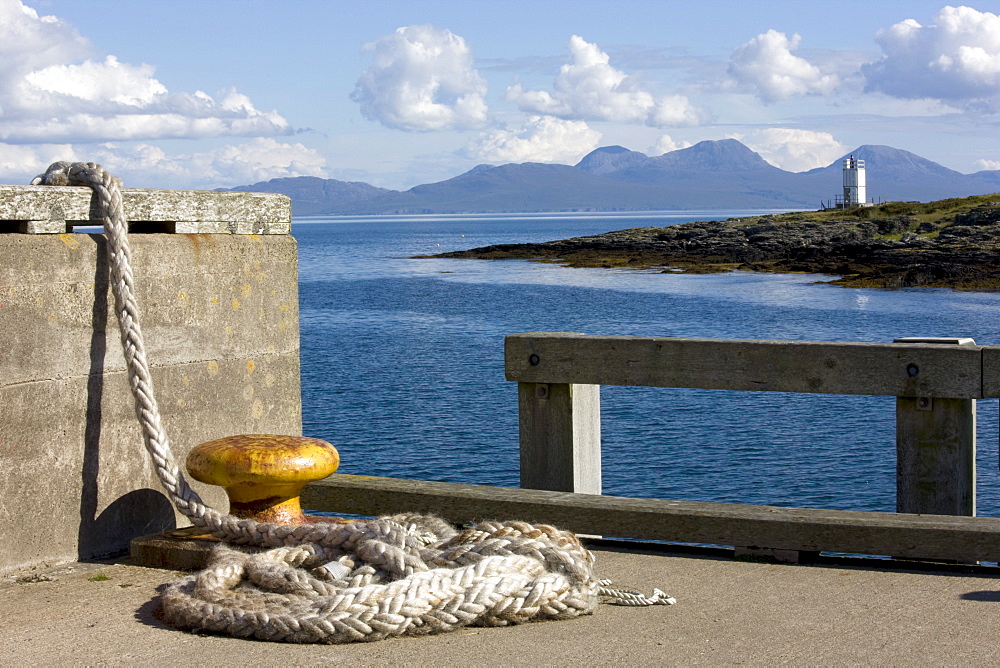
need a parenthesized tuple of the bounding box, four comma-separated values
(186, 434, 343, 525)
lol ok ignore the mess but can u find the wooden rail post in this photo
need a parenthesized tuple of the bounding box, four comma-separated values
(894, 337, 977, 516)
(518, 382, 601, 494)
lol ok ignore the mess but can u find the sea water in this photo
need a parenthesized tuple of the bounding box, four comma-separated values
(293, 212, 1000, 516)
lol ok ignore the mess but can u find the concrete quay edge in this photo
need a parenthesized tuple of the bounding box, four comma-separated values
(4, 542, 1000, 665)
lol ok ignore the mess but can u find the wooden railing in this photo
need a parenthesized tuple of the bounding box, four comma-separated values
(303, 474, 1000, 563)
(302, 333, 1000, 563)
(505, 333, 998, 517)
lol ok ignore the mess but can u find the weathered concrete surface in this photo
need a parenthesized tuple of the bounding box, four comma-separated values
(0, 233, 302, 576)
(0, 185, 291, 234)
(2, 549, 999, 664)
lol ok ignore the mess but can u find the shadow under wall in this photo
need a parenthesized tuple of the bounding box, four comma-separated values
(78, 233, 174, 560)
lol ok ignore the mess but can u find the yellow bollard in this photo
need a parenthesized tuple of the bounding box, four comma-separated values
(186, 434, 342, 525)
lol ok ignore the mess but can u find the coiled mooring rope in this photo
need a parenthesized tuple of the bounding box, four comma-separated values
(33, 161, 673, 643)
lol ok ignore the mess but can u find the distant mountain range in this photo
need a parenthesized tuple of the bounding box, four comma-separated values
(224, 140, 1000, 215)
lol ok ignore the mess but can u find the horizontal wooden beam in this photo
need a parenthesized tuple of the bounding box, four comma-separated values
(304, 474, 1000, 562)
(506, 333, 990, 398)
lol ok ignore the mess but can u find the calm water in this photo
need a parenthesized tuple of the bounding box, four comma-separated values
(293, 212, 1000, 516)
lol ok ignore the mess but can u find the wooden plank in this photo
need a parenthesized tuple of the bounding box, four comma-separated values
(518, 382, 601, 493)
(896, 397, 976, 515)
(506, 333, 984, 398)
(982, 346, 1000, 398)
(303, 474, 1000, 562)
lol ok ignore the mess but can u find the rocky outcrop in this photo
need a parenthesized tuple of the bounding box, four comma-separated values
(425, 196, 1000, 290)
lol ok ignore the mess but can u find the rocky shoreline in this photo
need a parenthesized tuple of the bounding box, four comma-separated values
(422, 195, 1000, 290)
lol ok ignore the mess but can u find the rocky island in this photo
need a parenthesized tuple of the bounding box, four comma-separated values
(422, 194, 1000, 290)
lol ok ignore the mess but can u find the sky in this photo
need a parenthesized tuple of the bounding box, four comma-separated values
(3, 0, 1000, 190)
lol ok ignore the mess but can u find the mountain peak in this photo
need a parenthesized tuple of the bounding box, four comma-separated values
(812, 145, 965, 182)
(576, 145, 650, 175)
(654, 139, 775, 171)
(589, 145, 634, 155)
(458, 164, 497, 177)
(222, 142, 993, 214)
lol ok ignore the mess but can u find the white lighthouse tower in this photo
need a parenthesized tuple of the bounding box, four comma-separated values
(842, 155, 868, 207)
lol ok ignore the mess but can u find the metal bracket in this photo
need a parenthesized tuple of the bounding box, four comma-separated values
(892, 337, 976, 346)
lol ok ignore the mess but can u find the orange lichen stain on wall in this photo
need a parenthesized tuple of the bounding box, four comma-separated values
(206, 361, 219, 377)
(183, 233, 205, 262)
(247, 360, 256, 375)
(231, 298, 240, 310)
(241, 284, 252, 298)
(177, 291, 189, 303)
(59, 234, 80, 250)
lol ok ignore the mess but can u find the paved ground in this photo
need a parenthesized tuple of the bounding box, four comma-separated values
(3, 546, 1000, 665)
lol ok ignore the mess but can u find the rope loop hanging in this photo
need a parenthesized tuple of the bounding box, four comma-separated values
(32, 161, 672, 643)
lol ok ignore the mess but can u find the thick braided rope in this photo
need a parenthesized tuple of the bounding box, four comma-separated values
(32, 161, 640, 642)
(33, 162, 219, 528)
(162, 518, 602, 643)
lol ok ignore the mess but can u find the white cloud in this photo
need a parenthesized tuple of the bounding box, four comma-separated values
(96, 138, 327, 187)
(352, 25, 488, 132)
(0, 1, 290, 143)
(198, 138, 328, 184)
(863, 6, 1000, 106)
(728, 30, 839, 103)
(23, 55, 166, 107)
(730, 128, 846, 172)
(650, 134, 692, 155)
(467, 115, 601, 164)
(0, 97, 290, 144)
(976, 158, 1000, 170)
(0, 0, 90, 82)
(506, 35, 707, 127)
(0, 142, 80, 182)
(2, 138, 327, 188)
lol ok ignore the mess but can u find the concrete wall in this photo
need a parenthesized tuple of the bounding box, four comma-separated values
(0, 185, 301, 576)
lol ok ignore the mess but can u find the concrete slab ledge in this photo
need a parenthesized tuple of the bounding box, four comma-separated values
(0, 185, 290, 234)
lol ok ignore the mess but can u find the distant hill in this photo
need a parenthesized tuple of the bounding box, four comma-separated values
(222, 141, 1000, 215)
(575, 145, 649, 175)
(797, 145, 999, 203)
(225, 176, 390, 216)
(431, 192, 1000, 290)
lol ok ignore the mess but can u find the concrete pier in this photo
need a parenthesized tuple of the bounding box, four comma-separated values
(5, 181, 1000, 662)
(0, 186, 301, 576)
(2, 547, 998, 664)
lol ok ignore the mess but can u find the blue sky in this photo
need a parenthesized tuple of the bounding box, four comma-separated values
(3, 1, 1000, 189)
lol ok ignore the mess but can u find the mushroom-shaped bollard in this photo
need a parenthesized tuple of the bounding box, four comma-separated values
(186, 434, 340, 525)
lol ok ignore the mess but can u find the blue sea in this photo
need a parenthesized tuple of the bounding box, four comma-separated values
(293, 212, 1000, 517)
